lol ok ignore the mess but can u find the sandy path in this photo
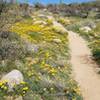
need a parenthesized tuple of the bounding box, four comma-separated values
(68, 31, 100, 100)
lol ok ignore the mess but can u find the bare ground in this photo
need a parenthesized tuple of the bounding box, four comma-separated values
(68, 31, 100, 100)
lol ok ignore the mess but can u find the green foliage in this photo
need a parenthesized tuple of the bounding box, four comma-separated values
(0, 80, 28, 99)
(71, 18, 100, 65)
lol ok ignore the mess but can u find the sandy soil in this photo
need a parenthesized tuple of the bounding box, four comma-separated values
(68, 31, 100, 100)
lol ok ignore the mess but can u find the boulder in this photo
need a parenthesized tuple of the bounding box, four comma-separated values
(80, 26, 92, 33)
(1, 70, 24, 90)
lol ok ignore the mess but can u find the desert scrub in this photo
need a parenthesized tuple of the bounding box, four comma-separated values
(71, 20, 100, 65)
(9, 16, 83, 100)
(0, 31, 28, 74)
(76, 32, 100, 65)
(88, 23, 100, 63)
(81, 23, 100, 63)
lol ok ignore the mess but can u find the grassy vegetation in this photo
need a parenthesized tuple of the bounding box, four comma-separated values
(90, 23, 100, 63)
(1, 0, 100, 99)
(0, 5, 83, 100)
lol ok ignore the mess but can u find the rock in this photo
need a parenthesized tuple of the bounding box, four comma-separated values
(79, 26, 92, 33)
(43, 9, 47, 11)
(34, 20, 47, 25)
(88, 23, 96, 29)
(1, 70, 24, 90)
(47, 16, 55, 21)
(38, 14, 45, 17)
(84, 21, 96, 29)
(53, 39, 62, 43)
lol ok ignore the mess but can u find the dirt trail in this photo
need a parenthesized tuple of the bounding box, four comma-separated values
(68, 31, 100, 100)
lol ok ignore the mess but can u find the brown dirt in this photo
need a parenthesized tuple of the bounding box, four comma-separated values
(68, 31, 100, 100)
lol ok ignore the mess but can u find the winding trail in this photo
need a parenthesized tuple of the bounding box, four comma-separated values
(68, 31, 100, 100)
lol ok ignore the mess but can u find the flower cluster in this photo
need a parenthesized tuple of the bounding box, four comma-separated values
(42, 63, 57, 76)
(0, 80, 29, 97)
(0, 80, 9, 92)
(14, 81, 29, 96)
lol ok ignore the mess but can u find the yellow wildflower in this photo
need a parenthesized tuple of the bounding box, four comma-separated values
(0, 82, 3, 86)
(1, 85, 5, 89)
(73, 87, 81, 95)
(45, 52, 50, 58)
(22, 87, 29, 91)
(28, 71, 34, 77)
(41, 60, 45, 66)
(20, 81, 26, 85)
(3, 86, 7, 90)
(72, 98, 76, 100)
(49, 68, 57, 74)
(37, 76, 41, 80)
(51, 73, 55, 76)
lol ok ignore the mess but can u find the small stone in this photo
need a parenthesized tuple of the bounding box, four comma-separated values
(53, 39, 61, 43)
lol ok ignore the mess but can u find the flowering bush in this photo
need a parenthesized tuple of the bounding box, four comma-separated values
(0, 80, 29, 99)
(72, 20, 100, 64)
